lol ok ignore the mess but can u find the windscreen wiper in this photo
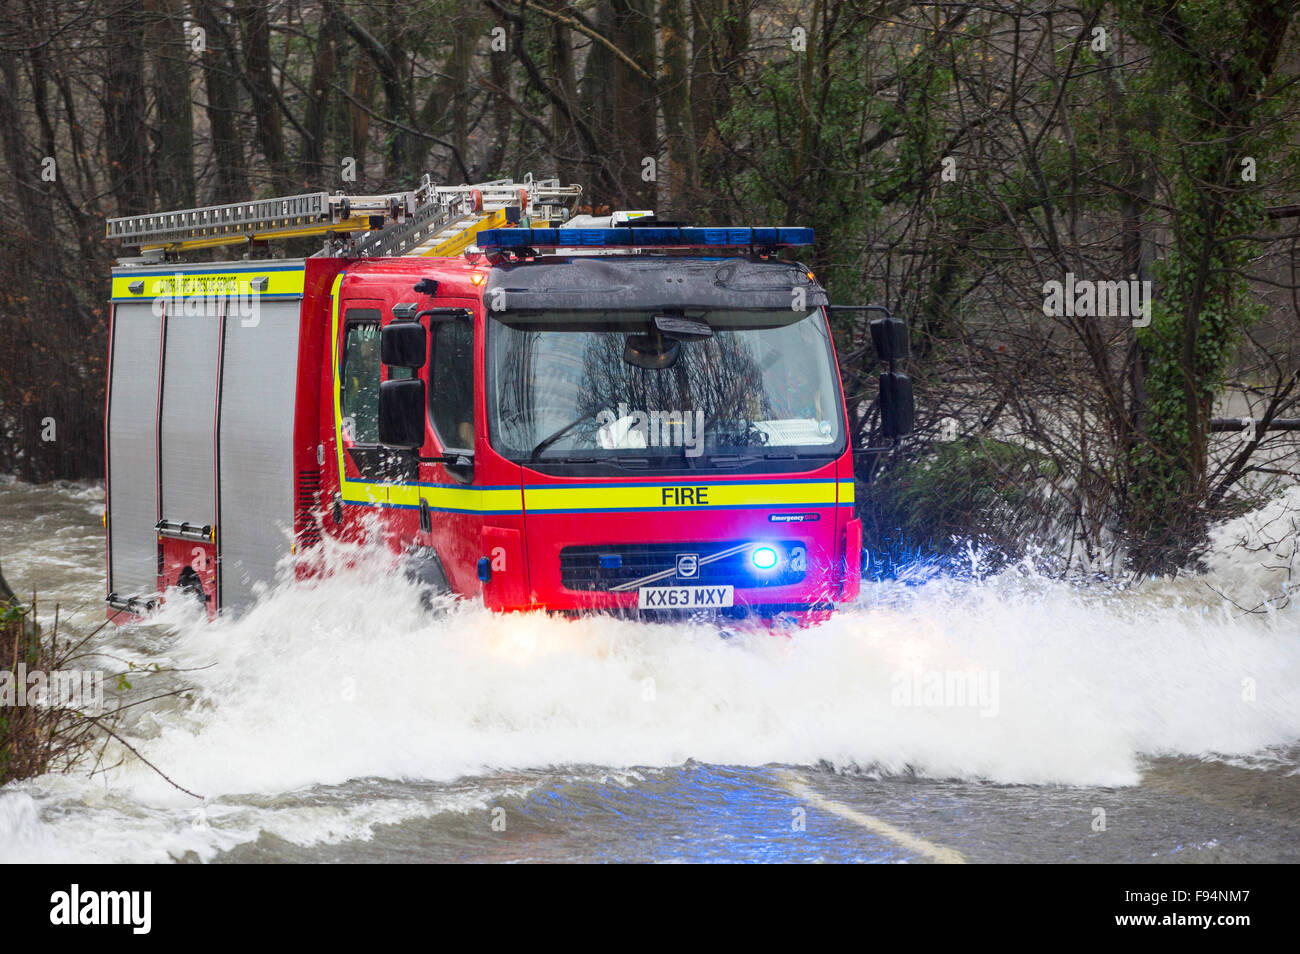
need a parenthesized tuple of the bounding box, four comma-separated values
(528, 412, 597, 461)
(701, 453, 766, 467)
(529, 455, 598, 464)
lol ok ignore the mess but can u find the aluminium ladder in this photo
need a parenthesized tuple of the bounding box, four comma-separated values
(105, 176, 583, 259)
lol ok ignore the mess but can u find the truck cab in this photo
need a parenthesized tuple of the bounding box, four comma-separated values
(334, 234, 865, 623)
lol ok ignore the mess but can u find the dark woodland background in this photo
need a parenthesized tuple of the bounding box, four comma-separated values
(3, 0, 1300, 572)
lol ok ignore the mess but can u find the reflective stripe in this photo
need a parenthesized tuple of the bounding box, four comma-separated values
(336, 476, 842, 515)
(839, 479, 855, 505)
(338, 479, 835, 515)
(111, 265, 306, 302)
(386, 482, 522, 513)
(524, 480, 839, 514)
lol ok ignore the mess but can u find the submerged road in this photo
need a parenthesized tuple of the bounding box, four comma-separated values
(206, 757, 1300, 864)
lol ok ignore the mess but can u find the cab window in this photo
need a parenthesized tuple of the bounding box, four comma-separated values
(341, 310, 414, 445)
(340, 315, 382, 444)
(428, 319, 475, 451)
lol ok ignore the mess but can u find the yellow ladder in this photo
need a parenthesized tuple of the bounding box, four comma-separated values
(107, 176, 582, 258)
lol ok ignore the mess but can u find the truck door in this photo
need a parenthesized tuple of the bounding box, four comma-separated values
(410, 302, 482, 595)
(423, 307, 476, 471)
(333, 298, 414, 531)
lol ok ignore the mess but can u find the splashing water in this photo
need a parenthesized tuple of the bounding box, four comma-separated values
(0, 479, 1298, 861)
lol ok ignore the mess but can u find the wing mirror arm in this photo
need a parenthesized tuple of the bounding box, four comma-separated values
(826, 305, 909, 370)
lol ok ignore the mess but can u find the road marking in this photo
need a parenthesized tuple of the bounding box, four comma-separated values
(777, 769, 967, 864)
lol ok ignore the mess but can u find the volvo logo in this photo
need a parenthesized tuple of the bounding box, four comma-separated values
(675, 553, 699, 579)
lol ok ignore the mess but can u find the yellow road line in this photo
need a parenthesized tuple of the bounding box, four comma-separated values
(777, 769, 967, 864)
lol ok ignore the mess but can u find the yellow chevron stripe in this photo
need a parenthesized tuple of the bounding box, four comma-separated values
(337, 479, 840, 514)
(386, 482, 523, 512)
(111, 266, 305, 301)
(523, 481, 841, 513)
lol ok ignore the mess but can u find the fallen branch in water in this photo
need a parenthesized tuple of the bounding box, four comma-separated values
(2, 592, 202, 798)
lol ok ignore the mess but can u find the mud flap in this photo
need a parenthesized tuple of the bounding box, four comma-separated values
(175, 566, 208, 606)
(403, 545, 451, 611)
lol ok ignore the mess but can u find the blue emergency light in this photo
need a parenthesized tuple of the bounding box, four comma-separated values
(476, 226, 814, 250)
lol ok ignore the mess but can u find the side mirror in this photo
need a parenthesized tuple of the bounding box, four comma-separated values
(879, 371, 914, 438)
(379, 378, 426, 448)
(381, 321, 427, 369)
(870, 316, 910, 364)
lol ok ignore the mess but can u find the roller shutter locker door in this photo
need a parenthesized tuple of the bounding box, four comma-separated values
(217, 302, 301, 611)
(160, 305, 220, 527)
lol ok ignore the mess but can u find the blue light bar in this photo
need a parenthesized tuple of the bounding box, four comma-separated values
(476, 226, 814, 250)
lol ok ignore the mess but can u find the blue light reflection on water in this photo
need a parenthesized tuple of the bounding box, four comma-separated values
(508, 764, 923, 863)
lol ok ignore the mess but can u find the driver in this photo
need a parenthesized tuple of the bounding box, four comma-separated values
(765, 354, 823, 421)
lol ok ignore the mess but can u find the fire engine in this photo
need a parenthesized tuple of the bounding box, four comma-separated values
(103, 176, 912, 623)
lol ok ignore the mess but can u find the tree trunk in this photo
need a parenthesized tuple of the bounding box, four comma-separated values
(580, 0, 657, 207)
(533, 0, 576, 184)
(0, 54, 99, 479)
(610, 0, 657, 208)
(103, 3, 151, 214)
(233, 0, 292, 193)
(299, 0, 343, 188)
(145, 0, 196, 210)
(690, 0, 748, 213)
(659, 0, 695, 217)
(347, 56, 373, 189)
(0, 555, 16, 605)
(194, 3, 248, 204)
(380, 6, 413, 182)
(480, 37, 513, 180)
(449, 0, 474, 169)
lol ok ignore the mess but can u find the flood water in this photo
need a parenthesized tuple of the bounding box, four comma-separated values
(2, 476, 1298, 863)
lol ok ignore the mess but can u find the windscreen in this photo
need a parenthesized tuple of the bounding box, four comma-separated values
(487, 308, 844, 464)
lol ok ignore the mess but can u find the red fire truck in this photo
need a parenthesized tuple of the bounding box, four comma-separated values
(103, 177, 912, 623)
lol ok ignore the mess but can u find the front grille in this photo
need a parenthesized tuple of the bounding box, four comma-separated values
(560, 541, 807, 591)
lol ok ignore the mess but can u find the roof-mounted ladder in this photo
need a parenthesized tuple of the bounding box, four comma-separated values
(106, 176, 583, 259)
(105, 191, 413, 252)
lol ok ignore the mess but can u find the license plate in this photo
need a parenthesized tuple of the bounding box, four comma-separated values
(638, 585, 734, 609)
